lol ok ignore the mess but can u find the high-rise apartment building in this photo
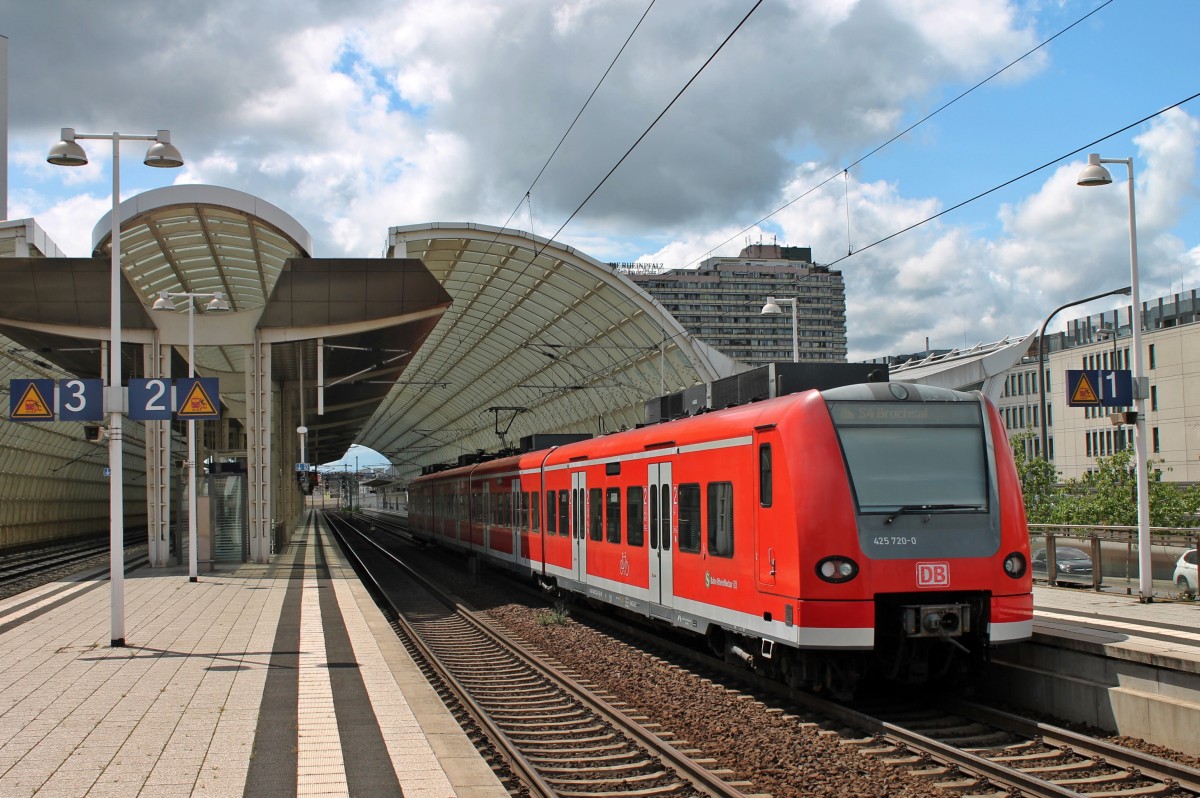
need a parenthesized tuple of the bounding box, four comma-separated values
(621, 244, 847, 365)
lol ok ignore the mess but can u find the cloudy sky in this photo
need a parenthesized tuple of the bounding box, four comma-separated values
(4, 0, 1199, 361)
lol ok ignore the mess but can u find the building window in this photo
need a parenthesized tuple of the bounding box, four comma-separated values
(1151, 384, 1158, 411)
(1149, 344, 1156, 369)
(1153, 426, 1160, 454)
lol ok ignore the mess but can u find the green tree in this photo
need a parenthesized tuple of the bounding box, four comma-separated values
(1009, 431, 1065, 524)
(1008, 433, 1200, 528)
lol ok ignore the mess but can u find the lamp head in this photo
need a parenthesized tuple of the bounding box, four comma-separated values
(761, 297, 782, 316)
(144, 130, 184, 169)
(205, 291, 230, 312)
(152, 291, 177, 312)
(47, 128, 88, 167)
(1076, 153, 1113, 187)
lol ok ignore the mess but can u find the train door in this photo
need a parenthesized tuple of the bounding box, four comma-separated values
(755, 436, 777, 589)
(511, 479, 522, 563)
(481, 481, 490, 554)
(648, 461, 673, 617)
(572, 470, 587, 584)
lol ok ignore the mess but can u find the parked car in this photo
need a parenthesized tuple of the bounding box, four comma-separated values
(1031, 545, 1094, 586)
(1174, 549, 1198, 594)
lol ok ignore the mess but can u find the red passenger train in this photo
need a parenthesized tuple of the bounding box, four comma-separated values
(407, 381, 1034, 693)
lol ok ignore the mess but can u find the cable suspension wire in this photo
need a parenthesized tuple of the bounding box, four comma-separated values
(679, 0, 1117, 269)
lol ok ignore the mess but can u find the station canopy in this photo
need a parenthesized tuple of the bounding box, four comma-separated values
(358, 223, 741, 481)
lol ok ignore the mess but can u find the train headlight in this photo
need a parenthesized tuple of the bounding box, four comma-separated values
(816, 556, 859, 584)
(1003, 552, 1027, 579)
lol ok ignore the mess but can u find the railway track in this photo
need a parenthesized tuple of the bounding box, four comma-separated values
(349, 511, 1200, 797)
(0, 537, 148, 598)
(850, 698, 1200, 797)
(325, 511, 757, 798)
(562, 592, 1200, 798)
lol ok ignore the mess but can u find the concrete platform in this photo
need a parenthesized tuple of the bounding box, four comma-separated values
(0, 512, 508, 797)
(985, 584, 1200, 754)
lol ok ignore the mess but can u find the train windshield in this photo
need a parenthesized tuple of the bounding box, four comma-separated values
(828, 401, 988, 514)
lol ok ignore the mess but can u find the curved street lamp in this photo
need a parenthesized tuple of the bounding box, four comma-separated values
(1037, 285, 1131, 459)
(761, 296, 799, 363)
(1076, 153, 1153, 602)
(48, 128, 183, 647)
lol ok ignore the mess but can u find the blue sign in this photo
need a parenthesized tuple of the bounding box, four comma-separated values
(58, 379, 104, 421)
(9, 379, 55, 421)
(176, 378, 221, 420)
(128, 378, 174, 420)
(1066, 369, 1133, 408)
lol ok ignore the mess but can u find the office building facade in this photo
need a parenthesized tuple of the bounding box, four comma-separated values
(997, 289, 1200, 482)
(622, 244, 847, 366)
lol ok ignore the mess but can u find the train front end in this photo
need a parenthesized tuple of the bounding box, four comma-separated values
(814, 382, 1033, 685)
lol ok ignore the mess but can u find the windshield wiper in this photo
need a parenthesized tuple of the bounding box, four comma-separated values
(884, 504, 982, 524)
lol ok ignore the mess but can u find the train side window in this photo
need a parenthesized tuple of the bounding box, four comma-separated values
(661, 484, 671, 551)
(649, 485, 659, 548)
(606, 488, 621, 543)
(627, 486, 644, 547)
(759, 444, 772, 507)
(559, 490, 570, 536)
(707, 482, 734, 557)
(546, 491, 556, 534)
(520, 491, 530, 531)
(677, 483, 701, 553)
(589, 487, 603, 541)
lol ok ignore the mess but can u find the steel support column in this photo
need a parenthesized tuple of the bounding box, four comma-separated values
(246, 333, 273, 563)
(143, 337, 173, 566)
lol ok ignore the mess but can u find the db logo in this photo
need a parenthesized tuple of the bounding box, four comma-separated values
(916, 561, 950, 588)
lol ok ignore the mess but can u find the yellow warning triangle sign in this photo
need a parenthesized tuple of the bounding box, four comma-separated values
(178, 381, 218, 418)
(1071, 372, 1100, 404)
(13, 382, 54, 420)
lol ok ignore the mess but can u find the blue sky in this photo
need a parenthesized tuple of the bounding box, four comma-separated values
(4, 0, 1199, 362)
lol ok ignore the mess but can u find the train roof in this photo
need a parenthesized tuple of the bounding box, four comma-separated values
(409, 381, 984, 484)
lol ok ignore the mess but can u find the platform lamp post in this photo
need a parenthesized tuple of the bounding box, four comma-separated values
(152, 290, 230, 582)
(48, 128, 183, 646)
(761, 296, 799, 363)
(1077, 153, 1153, 602)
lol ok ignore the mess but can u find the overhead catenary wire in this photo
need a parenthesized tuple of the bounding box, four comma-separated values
(399, 3, 765, 447)
(383, 0, 660, 444)
(824, 90, 1200, 268)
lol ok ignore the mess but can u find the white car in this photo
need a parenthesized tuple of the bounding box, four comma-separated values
(1174, 550, 1198, 594)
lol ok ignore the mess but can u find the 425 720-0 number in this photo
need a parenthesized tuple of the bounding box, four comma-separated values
(873, 536, 918, 546)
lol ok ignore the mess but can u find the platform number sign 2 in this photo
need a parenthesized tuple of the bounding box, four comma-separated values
(128, 379, 174, 421)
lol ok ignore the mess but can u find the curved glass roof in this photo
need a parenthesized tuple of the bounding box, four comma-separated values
(359, 223, 741, 480)
(93, 185, 312, 315)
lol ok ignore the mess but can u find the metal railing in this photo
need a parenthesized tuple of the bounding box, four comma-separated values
(1029, 523, 1200, 600)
